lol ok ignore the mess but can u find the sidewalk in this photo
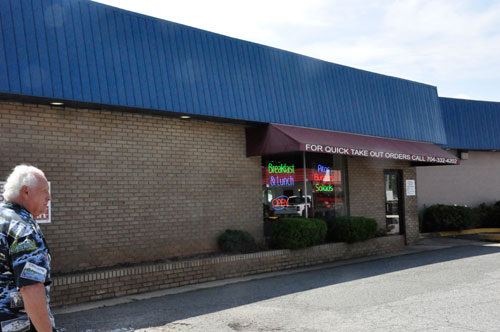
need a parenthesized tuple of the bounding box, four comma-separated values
(53, 235, 494, 316)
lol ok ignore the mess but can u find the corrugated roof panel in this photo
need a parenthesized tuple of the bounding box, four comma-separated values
(108, 9, 128, 106)
(316, 60, 334, 130)
(242, 42, 259, 121)
(333, 66, 352, 132)
(255, 44, 276, 121)
(375, 76, 392, 138)
(227, 39, 247, 120)
(147, 18, 163, 109)
(133, 15, 152, 108)
(311, 61, 329, 128)
(0, 10, 8, 93)
(1, 0, 21, 94)
(158, 22, 175, 110)
(21, 0, 42, 96)
(101, 7, 121, 106)
(91, 3, 110, 102)
(78, 2, 99, 102)
(192, 28, 212, 116)
(440, 98, 500, 150)
(203, 32, 222, 116)
(179, 23, 195, 113)
(0, 0, 449, 144)
(54, 1, 74, 99)
(273, 49, 293, 124)
(302, 58, 321, 128)
(207, 32, 226, 117)
(213, 34, 232, 118)
(69, 1, 89, 101)
(13, 0, 33, 95)
(64, 1, 84, 101)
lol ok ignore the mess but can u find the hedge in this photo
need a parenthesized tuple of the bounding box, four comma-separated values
(326, 216, 378, 243)
(422, 201, 500, 232)
(271, 217, 327, 250)
(217, 229, 258, 254)
(474, 201, 500, 228)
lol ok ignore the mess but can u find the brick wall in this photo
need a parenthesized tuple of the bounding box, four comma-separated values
(51, 235, 405, 307)
(347, 157, 419, 244)
(0, 101, 262, 273)
(403, 167, 419, 243)
(0, 100, 420, 307)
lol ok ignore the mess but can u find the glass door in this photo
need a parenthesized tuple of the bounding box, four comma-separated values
(384, 170, 404, 235)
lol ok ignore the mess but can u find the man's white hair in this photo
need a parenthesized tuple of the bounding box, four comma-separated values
(3, 164, 45, 202)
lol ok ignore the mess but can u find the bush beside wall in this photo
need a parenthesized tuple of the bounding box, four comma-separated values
(422, 201, 500, 232)
(422, 205, 475, 232)
(475, 202, 500, 228)
(217, 229, 258, 254)
(326, 216, 378, 243)
(271, 218, 327, 249)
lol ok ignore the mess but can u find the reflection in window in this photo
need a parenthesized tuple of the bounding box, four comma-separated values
(306, 153, 347, 219)
(262, 152, 347, 221)
(262, 153, 305, 218)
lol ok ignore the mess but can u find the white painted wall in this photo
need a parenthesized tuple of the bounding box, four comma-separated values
(416, 150, 500, 210)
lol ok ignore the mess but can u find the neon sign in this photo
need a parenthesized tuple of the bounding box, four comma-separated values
(266, 163, 296, 187)
(313, 164, 341, 184)
(313, 172, 341, 182)
(270, 175, 294, 186)
(313, 164, 338, 192)
(317, 164, 330, 173)
(272, 195, 289, 210)
(268, 163, 295, 174)
(315, 184, 334, 192)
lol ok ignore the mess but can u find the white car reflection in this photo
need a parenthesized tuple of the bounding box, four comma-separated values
(274, 196, 311, 217)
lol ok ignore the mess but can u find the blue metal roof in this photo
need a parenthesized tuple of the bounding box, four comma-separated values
(0, 0, 447, 144)
(440, 98, 500, 150)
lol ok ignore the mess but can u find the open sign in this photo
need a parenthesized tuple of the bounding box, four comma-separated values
(0, 182, 51, 223)
(272, 195, 289, 211)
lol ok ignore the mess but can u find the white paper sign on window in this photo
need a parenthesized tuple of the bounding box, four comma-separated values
(406, 180, 416, 196)
(0, 182, 51, 223)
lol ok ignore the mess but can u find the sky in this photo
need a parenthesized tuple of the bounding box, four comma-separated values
(92, 0, 500, 103)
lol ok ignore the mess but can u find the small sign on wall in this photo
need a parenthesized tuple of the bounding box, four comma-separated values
(406, 180, 416, 196)
(0, 182, 51, 223)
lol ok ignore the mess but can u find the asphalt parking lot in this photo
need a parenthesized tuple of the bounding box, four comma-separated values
(54, 237, 500, 332)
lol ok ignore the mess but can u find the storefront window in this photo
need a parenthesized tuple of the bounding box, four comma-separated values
(262, 152, 347, 221)
(262, 152, 305, 218)
(306, 153, 347, 219)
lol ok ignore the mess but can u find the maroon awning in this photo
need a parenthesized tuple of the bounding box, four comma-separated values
(246, 124, 459, 165)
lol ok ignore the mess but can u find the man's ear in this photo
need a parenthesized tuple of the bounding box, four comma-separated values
(21, 186, 30, 197)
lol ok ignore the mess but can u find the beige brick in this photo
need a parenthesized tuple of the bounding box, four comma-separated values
(347, 157, 419, 244)
(0, 101, 262, 274)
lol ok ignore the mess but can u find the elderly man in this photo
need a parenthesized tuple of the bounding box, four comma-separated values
(0, 165, 55, 332)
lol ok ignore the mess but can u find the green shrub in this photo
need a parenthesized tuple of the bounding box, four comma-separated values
(271, 218, 327, 249)
(326, 216, 378, 243)
(474, 203, 495, 228)
(307, 218, 328, 246)
(217, 229, 258, 254)
(493, 201, 500, 226)
(474, 201, 500, 228)
(422, 204, 475, 232)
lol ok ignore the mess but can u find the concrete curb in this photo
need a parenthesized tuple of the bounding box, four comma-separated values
(438, 228, 500, 237)
(479, 233, 500, 242)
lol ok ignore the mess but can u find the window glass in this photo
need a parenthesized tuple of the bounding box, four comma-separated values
(262, 152, 305, 218)
(305, 153, 347, 219)
(262, 152, 347, 220)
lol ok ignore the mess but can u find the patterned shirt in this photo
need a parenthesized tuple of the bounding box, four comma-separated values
(0, 202, 54, 330)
